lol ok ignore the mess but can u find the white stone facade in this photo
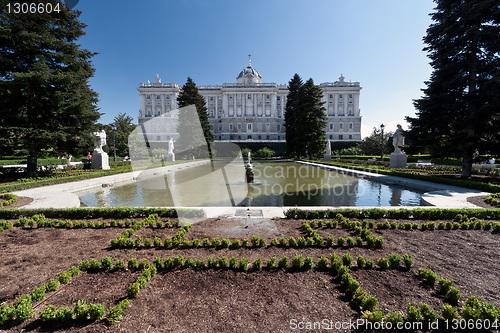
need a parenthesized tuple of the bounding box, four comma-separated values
(137, 60, 362, 143)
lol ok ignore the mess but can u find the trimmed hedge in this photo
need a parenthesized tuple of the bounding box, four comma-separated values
(307, 160, 500, 193)
(0, 207, 204, 219)
(285, 208, 500, 220)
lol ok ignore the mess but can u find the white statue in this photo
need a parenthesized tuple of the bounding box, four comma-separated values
(325, 140, 331, 155)
(93, 130, 107, 153)
(393, 124, 405, 153)
(168, 138, 174, 154)
(247, 151, 251, 164)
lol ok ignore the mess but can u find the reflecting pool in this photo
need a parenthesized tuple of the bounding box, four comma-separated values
(78, 161, 426, 207)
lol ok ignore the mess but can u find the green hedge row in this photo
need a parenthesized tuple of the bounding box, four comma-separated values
(285, 208, 500, 220)
(0, 207, 205, 219)
(0, 167, 132, 193)
(308, 160, 500, 193)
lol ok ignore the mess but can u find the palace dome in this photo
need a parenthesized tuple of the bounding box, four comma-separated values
(236, 58, 263, 84)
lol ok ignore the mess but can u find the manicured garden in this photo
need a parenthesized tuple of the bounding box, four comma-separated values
(0, 208, 499, 332)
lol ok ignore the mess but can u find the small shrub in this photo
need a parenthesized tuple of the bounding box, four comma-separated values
(55, 306, 72, 323)
(337, 237, 345, 247)
(153, 258, 163, 270)
(191, 238, 200, 247)
(73, 300, 89, 320)
(128, 257, 139, 270)
(79, 260, 90, 272)
(221, 238, 230, 248)
(153, 236, 162, 247)
(106, 299, 129, 324)
(342, 253, 353, 267)
(39, 304, 57, 322)
(58, 271, 71, 284)
(445, 287, 461, 305)
(289, 237, 297, 247)
(173, 255, 184, 267)
(267, 256, 276, 269)
(138, 259, 150, 270)
(89, 259, 101, 271)
(127, 282, 140, 298)
(184, 257, 195, 268)
(195, 259, 205, 268)
(202, 238, 210, 247)
(424, 269, 438, 286)
(441, 303, 459, 320)
(251, 235, 259, 247)
(101, 257, 113, 270)
(362, 295, 378, 312)
(270, 238, 278, 246)
(438, 278, 454, 295)
(229, 256, 238, 269)
(292, 255, 303, 268)
(297, 237, 307, 247)
(317, 256, 329, 271)
(346, 237, 355, 247)
(252, 258, 263, 270)
(259, 238, 266, 247)
(357, 255, 366, 269)
(88, 303, 105, 321)
(303, 257, 314, 270)
(211, 237, 220, 247)
(388, 253, 401, 269)
(31, 284, 46, 302)
(218, 257, 228, 269)
(407, 302, 421, 323)
(279, 237, 287, 247)
(206, 257, 217, 268)
(386, 311, 404, 326)
(437, 221, 445, 230)
(326, 236, 335, 246)
(420, 303, 438, 322)
(239, 258, 249, 271)
(278, 256, 289, 268)
(402, 254, 414, 270)
(377, 257, 389, 270)
(355, 237, 363, 246)
(134, 236, 143, 247)
(47, 279, 60, 292)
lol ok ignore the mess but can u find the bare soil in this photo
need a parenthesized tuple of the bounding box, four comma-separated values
(0, 216, 498, 332)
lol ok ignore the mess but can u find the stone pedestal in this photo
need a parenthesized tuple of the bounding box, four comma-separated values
(91, 151, 110, 170)
(324, 154, 332, 162)
(167, 152, 175, 162)
(389, 151, 407, 169)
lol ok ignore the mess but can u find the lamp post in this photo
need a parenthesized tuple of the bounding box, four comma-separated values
(111, 125, 117, 162)
(380, 124, 385, 160)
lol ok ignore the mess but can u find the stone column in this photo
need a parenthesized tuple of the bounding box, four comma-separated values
(161, 94, 165, 115)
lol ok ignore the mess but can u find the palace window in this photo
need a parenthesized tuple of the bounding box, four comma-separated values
(157, 95, 160, 99)
(277, 96, 280, 101)
(266, 95, 270, 99)
(349, 123, 353, 129)
(330, 123, 333, 130)
(277, 124, 281, 131)
(349, 135, 353, 140)
(229, 124, 233, 130)
(330, 94, 334, 98)
(238, 123, 242, 130)
(248, 95, 252, 99)
(339, 123, 343, 130)
(339, 95, 343, 99)
(166, 96, 169, 99)
(339, 135, 343, 140)
(146, 95, 151, 99)
(349, 94, 353, 99)
(210, 97, 214, 101)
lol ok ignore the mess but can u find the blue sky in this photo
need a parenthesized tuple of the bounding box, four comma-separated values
(77, 0, 436, 138)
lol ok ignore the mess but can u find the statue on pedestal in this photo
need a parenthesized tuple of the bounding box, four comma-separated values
(91, 130, 110, 170)
(167, 138, 175, 162)
(324, 139, 332, 162)
(392, 124, 405, 154)
(389, 124, 407, 169)
(245, 151, 254, 183)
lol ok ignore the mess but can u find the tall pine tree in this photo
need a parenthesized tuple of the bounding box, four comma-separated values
(295, 78, 327, 159)
(176, 77, 213, 158)
(0, 0, 101, 177)
(284, 74, 303, 157)
(406, 0, 500, 178)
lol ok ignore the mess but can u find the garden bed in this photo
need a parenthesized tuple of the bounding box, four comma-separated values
(0, 213, 499, 332)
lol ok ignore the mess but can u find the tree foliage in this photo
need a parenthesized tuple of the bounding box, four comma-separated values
(176, 77, 213, 157)
(406, 0, 500, 177)
(294, 78, 328, 159)
(284, 73, 303, 157)
(356, 128, 393, 156)
(103, 113, 137, 158)
(0, 0, 100, 176)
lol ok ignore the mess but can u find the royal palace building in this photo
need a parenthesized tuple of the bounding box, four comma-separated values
(138, 59, 362, 143)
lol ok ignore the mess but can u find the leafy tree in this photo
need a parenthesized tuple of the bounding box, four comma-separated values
(103, 113, 137, 158)
(356, 127, 393, 156)
(284, 73, 303, 157)
(176, 77, 213, 157)
(406, 0, 500, 177)
(294, 78, 327, 159)
(0, 0, 100, 177)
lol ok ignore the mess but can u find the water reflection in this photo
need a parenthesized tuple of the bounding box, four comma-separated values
(78, 161, 425, 207)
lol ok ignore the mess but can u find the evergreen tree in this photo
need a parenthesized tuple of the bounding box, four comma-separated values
(406, 0, 500, 178)
(104, 113, 137, 158)
(0, 0, 100, 177)
(176, 77, 213, 157)
(284, 73, 303, 157)
(294, 78, 328, 159)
